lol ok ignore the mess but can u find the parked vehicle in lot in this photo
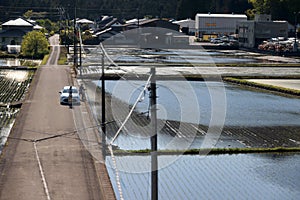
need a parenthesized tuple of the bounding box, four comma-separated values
(59, 86, 80, 105)
(210, 38, 222, 44)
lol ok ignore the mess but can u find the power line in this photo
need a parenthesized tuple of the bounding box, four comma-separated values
(109, 74, 152, 145)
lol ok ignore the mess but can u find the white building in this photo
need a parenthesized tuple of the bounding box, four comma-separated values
(195, 13, 247, 40)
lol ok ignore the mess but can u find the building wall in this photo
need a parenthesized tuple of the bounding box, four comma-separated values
(239, 21, 288, 48)
(0, 23, 33, 51)
(255, 22, 288, 39)
(238, 21, 255, 48)
(0, 31, 25, 50)
(2, 25, 33, 32)
(195, 14, 247, 38)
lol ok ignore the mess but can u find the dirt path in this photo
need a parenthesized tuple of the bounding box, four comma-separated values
(0, 35, 114, 199)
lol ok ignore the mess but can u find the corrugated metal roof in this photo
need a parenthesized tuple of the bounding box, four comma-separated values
(173, 19, 195, 28)
(196, 13, 247, 19)
(2, 18, 33, 27)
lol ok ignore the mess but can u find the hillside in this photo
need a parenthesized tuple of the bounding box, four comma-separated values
(0, 0, 299, 24)
(0, 0, 252, 21)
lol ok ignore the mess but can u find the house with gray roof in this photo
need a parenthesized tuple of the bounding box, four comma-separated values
(0, 18, 34, 51)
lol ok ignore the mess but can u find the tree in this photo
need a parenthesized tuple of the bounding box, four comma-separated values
(23, 10, 33, 19)
(36, 19, 59, 34)
(247, 0, 300, 23)
(21, 31, 50, 59)
(248, 0, 271, 14)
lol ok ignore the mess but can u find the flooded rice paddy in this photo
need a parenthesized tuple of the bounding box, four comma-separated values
(0, 59, 21, 67)
(106, 153, 300, 200)
(91, 80, 300, 150)
(0, 66, 33, 153)
(85, 48, 261, 65)
(85, 47, 300, 199)
(102, 80, 300, 127)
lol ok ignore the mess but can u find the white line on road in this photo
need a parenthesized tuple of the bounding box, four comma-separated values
(33, 141, 51, 200)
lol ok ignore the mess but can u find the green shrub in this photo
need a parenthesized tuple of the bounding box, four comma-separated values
(21, 31, 50, 59)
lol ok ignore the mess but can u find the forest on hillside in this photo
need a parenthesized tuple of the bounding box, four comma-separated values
(0, 0, 299, 24)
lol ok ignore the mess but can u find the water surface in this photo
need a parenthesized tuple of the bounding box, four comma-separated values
(106, 153, 300, 200)
(98, 80, 300, 127)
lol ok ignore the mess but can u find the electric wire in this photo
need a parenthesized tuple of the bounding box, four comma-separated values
(97, 43, 147, 92)
(78, 27, 86, 56)
(4, 123, 104, 144)
(84, 35, 157, 200)
(109, 73, 152, 145)
(108, 145, 124, 200)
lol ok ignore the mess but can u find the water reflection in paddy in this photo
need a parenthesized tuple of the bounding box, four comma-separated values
(85, 48, 260, 64)
(94, 80, 300, 150)
(106, 153, 300, 200)
(100, 80, 300, 127)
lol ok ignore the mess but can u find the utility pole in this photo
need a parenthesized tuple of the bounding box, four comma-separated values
(73, 1, 77, 67)
(66, 5, 70, 54)
(79, 30, 82, 77)
(294, 11, 300, 52)
(101, 52, 106, 159)
(150, 67, 158, 200)
(137, 8, 140, 27)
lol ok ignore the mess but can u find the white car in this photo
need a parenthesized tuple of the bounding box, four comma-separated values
(59, 86, 80, 105)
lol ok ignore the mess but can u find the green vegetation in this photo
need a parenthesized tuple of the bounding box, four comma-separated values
(35, 19, 59, 34)
(58, 46, 68, 65)
(224, 77, 300, 96)
(21, 31, 50, 59)
(0, 0, 299, 24)
(247, 0, 300, 21)
(23, 9, 48, 19)
(0, 51, 18, 59)
(21, 60, 39, 68)
(41, 54, 50, 65)
(111, 147, 300, 156)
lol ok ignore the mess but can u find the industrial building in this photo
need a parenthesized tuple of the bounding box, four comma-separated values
(238, 14, 288, 48)
(173, 18, 196, 35)
(195, 13, 247, 40)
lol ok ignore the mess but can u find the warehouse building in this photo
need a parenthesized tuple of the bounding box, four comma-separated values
(173, 18, 196, 35)
(238, 14, 289, 48)
(195, 13, 247, 40)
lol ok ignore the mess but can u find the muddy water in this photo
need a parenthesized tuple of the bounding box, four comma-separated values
(106, 153, 300, 200)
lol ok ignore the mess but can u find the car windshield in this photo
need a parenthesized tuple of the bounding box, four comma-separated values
(63, 88, 78, 93)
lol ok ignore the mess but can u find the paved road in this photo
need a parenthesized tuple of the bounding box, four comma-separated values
(0, 35, 114, 199)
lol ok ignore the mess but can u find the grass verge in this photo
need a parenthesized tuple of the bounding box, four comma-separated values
(224, 77, 300, 96)
(111, 147, 300, 156)
(58, 46, 68, 65)
(41, 54, 50, 65)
